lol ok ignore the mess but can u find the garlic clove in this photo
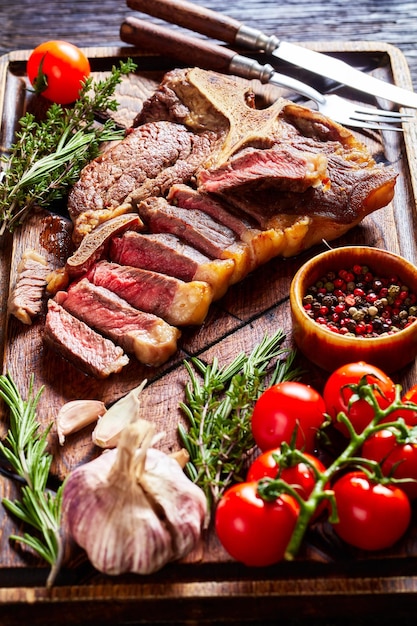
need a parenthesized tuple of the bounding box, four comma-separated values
(139, 448, 207, 561)
(56, 400, 106, 445)
(92, 380, 147, 449)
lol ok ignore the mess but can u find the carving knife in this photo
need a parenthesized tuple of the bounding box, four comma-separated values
(125, 0, 417, 109)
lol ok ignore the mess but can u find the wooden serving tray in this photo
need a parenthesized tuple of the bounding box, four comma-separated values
(0, 42, 417, 625)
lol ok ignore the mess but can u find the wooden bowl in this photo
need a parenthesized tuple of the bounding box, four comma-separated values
(290, 246, 417, 373)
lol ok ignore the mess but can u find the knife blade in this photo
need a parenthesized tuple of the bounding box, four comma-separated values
(121, 16, 403, 129)
(125, 0, 417, 109)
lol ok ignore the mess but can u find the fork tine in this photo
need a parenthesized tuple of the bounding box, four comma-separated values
(319, 95, 412, 127)
(351, 113, 408, 124)
(347, 120, 404, 131)
(352, 106, 413, 119)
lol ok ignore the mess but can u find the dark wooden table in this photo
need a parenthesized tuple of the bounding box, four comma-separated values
(1, 1, 417, 625)
(1, 0, 417, 89)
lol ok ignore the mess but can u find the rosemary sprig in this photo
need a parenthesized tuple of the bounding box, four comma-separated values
(178, 330, 303, 517)
(0, 373, 62, 588)
(0, 58, 137, 234)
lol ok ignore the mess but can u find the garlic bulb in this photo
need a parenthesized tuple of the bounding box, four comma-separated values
(92, 380, 146, 449)
(56, 400, 106, 445)
(62, 419, 207, 575)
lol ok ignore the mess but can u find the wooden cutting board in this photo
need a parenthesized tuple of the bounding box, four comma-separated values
(0, 41, 417, 624)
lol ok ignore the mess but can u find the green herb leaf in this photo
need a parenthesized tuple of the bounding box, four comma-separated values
(0, 373, 63, 587)
(178, 330, 303, 517)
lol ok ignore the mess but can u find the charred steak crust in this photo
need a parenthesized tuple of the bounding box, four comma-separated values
(68, 120, 217, 243)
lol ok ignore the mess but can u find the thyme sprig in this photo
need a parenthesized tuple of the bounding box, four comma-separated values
(0, 58, 137, 234)
(178, 330, 303, 516)
(0, 373, 62, 588)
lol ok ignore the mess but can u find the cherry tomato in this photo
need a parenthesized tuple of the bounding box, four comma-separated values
(247, 449, 328, 520)
(389, 385, 417, 426)
(247, 449, 326, 498)
(215, 481, 299, 566)
(27, 40, 90, 104)
(332, 471, 411, 551)
(323, 361, 396, 437)
(362, 428, 417, 499)
(251, 382, 326, 453)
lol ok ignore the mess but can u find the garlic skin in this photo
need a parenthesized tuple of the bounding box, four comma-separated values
(62, 419, 207, 575)
(92, 380, 146, 449)
(56, 400, 106, 445)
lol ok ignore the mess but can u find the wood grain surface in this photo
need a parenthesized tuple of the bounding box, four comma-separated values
(1, 0, 416, 89)
(1, 2, 417, 625)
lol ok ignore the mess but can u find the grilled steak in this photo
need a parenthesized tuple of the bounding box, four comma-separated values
(87, 260, 213, 326)
(44, 300, 129, 378)
(135, 68, 396, 250)
(70, 67, 396, 257)
(49, 67, 398, 376)
(68, 121, 216, 243)
(109, 231, 235, 299)
(55, 279, 180, 367)
(8, 250, 50, 325)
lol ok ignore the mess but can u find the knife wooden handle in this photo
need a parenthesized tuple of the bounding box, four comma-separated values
(120, 16, 237, 72)
(126, 0, 242, 44)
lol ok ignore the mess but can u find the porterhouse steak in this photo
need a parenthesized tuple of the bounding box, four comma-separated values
(44, 67, 397, 377)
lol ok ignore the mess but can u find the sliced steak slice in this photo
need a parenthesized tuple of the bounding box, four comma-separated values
(8, 250, 50, 325)
(68, 120, 216, 243)
(197, 145, 328, 194)
(167, 183, 254, 237)
(109, 231, 235, 300)
(135, 196, 251, 283)
(55, 278, 180, 367)
(167, 183, 291, 270)
(87, 260, 213, 326)
(44, 300, 129, 378)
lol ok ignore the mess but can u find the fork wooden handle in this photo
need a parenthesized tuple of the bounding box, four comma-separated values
(126, 0, 242, 44)
(120, 16, 238, 71)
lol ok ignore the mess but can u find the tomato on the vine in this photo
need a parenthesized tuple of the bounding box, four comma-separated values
(27, 40, 91, 104)
(247, 449, 328, 520)
(323, 361, 396, 437)
(247, 449, 326, 498)
(362, 428, 417, 499)
(251, 381, 326, 453)
(215, 481, 299, 566)
(332, 471, 411, 551)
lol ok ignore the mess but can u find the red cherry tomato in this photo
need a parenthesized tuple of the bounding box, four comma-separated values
(27, 40, 90, 104)
(362, 428, 417, 499)
(215, 481, 299, 566)
(323, 361, 396, 437)
(332, 471, 411, 551)
(247, 449, 328, 520)
(251, 381, 326, 453)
